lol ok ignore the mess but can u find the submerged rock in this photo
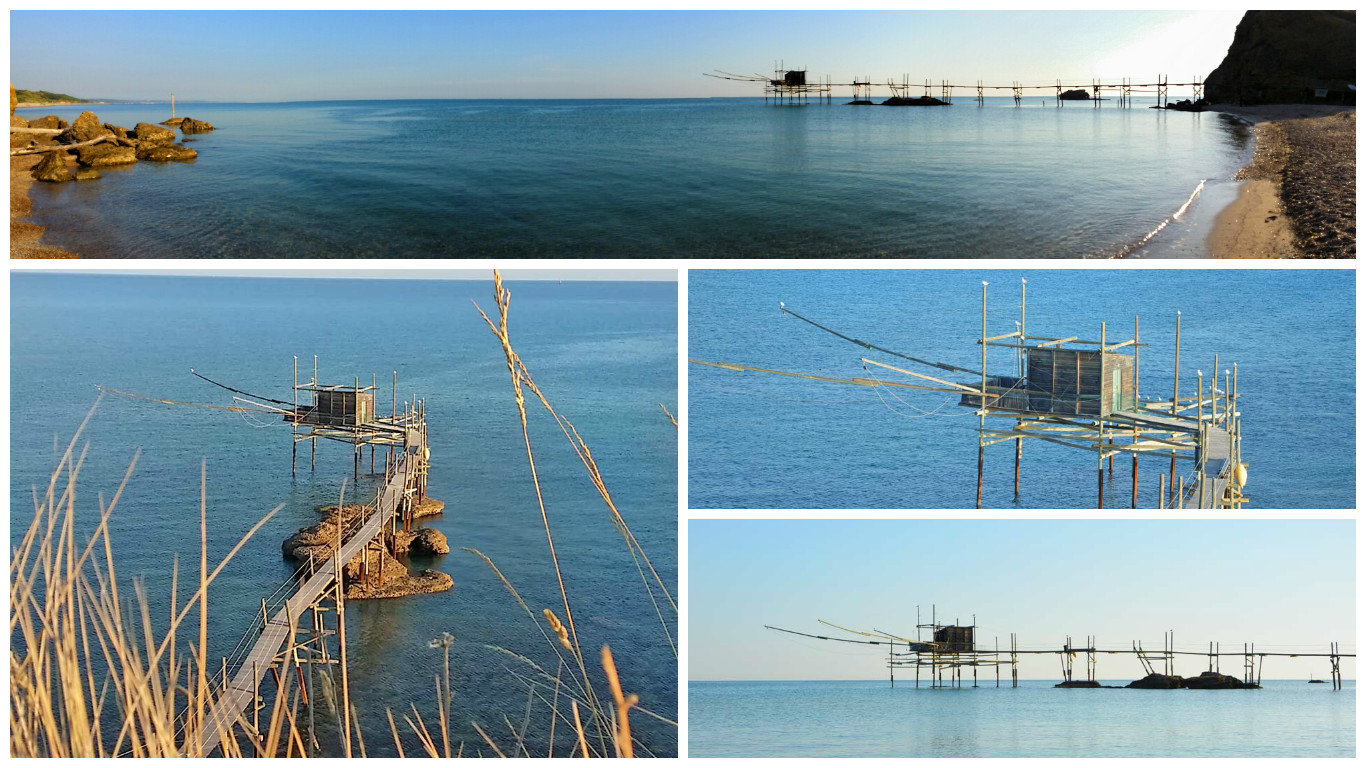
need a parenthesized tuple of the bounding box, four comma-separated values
(74, 168, 101, 181)
(136, 143, 198, 162)
(179, 117, 214, 134)
(131, 121, 176, 146)
(1054, 680, 1103, 688)
(160, 116, 186, 126)
(882, 96, 950, 106)
(31, 152, 73, 183)
(76, 144, 137, 167)
(1059, 89, 1091, 101)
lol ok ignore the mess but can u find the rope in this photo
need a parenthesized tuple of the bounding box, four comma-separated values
(191, 369, 294, 406)
(95, 385, 279, 414)
(780, 304, 983, 376)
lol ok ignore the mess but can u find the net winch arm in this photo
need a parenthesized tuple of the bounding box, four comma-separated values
(688, 358, 971, 396)
(765, 624, 894, 646)
(191, 368, 295, 407)
(819, 618, 915, 644)
(779, 303, 983, 377)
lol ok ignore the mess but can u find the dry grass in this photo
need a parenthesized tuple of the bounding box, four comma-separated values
(11, 270, 676, 758)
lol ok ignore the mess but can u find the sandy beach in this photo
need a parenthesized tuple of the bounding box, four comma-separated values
(10, 154, 77, 259)
(1209, 104, 1356, 259)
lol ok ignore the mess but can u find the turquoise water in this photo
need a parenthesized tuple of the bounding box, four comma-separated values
(9, 273, 678, 756)
(689, 680, 1355, 757)
(689, 269, 1355, 509)
(19, 98, 1250, 258)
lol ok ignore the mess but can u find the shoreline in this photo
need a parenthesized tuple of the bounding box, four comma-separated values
(10, 154, 77, 258)
(1207, 104, 1356, 259)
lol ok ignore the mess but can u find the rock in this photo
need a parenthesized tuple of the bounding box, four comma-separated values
(881, 96, 950, 106)
(31, 152, 73, 183)
(282, 502, 453, 600)
(136, 143, 198, 162)
(74, 168, 101, 181)
(76, 144, 137, 167)
(58, 119, 69, 130)
(60, 110, 112, 143)
(11, 114, 28, 128)
(1054, 680, 1103, 688)
(411, 496, 445, 519)
(1183, 671, 1259, 689)
(179, 117, 214, 134)
(131, 122, 176, 146)
(115, 137, 137, 148)
(160, 117, 186, 126)
(412, 528, 450, 555)
(102, 123, 128, 139)
(9, 83, 15, 115)
(1206, 11, 1355, 105)
(27, 115, 61, 130)
(1126, 673, 1185, 689)
(1059, 89, 1091, 101)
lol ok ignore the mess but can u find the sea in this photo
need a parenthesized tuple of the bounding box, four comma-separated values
(9, 273, 678, 756)
(688, 268, 1356, 509)
(17, 98, 1251, 258)
(688, 679, 1356, 758)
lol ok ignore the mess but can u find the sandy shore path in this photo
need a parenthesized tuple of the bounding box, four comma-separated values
(1209, 104, 1355, 259)
(11, 154, 78, 258)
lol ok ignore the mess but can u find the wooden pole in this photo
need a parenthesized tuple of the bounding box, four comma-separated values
(1171, 312, 1180, 504)
(292, 356, 298, 476)
(1132, 315, 1139, 508)
(1159, 473, 1165, 509)
(977, 282, 987, 509)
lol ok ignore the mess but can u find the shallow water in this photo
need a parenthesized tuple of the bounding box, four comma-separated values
(19, 98, 1250, 257)
(10, 273, 678, 756)
(688, 268, 1355, 509)
(689, 679, 1355, 757)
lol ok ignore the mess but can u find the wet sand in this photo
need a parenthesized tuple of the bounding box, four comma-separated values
(10, 155, 78, 259)
(1210, 104, 1356, 259)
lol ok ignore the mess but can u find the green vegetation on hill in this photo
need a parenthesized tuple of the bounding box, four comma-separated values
(14, 88, 86, 105)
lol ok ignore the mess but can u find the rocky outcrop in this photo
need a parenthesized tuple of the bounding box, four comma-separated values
(76, 144, 137, 167)
(1183, 671, 1259, 689)
(136, 143, 198, 162)
(1059, 89, 1091, 101)
(1206, 11, 1356, 105)
(1054, 680, 1103, 688)
(411, 496, 446, 520)
(56, 110, 112, 144)
(102, 123, 128, 139)
(74, 168, 101, 181)
(12, 114, 27, 128)
(31, 152, 73, 183)
(27, 115, 61, 130)
(179, 117, 214, 134)
(1127, 673, 1185, 689)
(131, 122, 176, 146)
(882, 96, 949, 107)
(159, 117, 186, 126)
(281, 500, 452, 601)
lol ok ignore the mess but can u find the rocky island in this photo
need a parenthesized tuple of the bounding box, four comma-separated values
(280, 497, 454, 600)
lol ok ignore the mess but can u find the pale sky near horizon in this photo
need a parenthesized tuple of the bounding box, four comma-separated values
(12, 268, 675, 281)
(690, 520, 1355, 681)
(11, 11, 1242, 101)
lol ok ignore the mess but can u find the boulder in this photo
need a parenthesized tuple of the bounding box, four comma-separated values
(1060, 89, 1091, 101)
(9, 83, 15, 114)
(1054, 680, 1103, 688)
(102, 123, 128, 139)
(412, 528, 450, 555)
(27, 114, 61, 130)
(75, 144, 137, 167)
(31, 152, 73, 183)
(74, 168, 101, 181)
(160, 117, 186, 126)
(131, 122, 176, 146)
(179, 117, 214, 134)
(11, 114, 28, 128)
(60, 110, 112, 143)
(411, 496, 446, 519)
(136, 143, 198, 162)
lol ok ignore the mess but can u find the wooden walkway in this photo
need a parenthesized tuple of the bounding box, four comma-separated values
(1114, 408, 1235, 508)
(195, 434, 424, 756)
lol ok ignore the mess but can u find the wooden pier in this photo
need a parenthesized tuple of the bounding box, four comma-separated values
(690, 281, 1247, 509)
(153, 358, 432, 756)
(708, 67, 1204, 108)
(769, 607, 1353, 691)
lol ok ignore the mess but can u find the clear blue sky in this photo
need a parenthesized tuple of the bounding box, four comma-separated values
(690, 520, 1355, 681)
(10, 11, 1242, 101)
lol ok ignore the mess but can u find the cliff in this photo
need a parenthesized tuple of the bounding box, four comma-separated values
(1205, 11, 1355, 105)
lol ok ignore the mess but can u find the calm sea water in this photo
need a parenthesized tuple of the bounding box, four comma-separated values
(689, 269, 1355, 509)
(9, 273, 677, 756)
(18, 98, 1250, 258)
(689, 680, 1355, 757)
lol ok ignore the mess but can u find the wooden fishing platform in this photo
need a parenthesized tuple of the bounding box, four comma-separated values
(769, 607, 1352, 691)
(689, 280, 1248, 509)
(708, 64, 1203, 108)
